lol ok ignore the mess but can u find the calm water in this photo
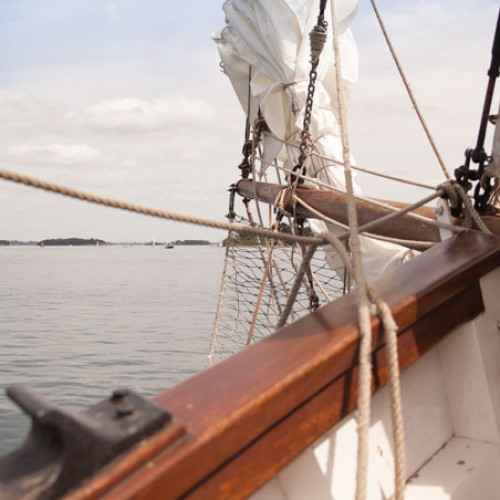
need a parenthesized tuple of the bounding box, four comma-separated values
(0, 245, 224, 453)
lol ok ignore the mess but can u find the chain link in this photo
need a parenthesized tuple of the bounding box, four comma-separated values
(292, 17, 328, 186)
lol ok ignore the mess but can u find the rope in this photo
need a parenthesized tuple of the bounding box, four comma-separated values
(322, 226, 408, 498)
(247, 235, 278, 345)
(370, 0, 451, 182)
(207, 237, 232, 368)
(367, 286, 406, 499)
(264, 131, 436, 190)
(454, 184, 492, 234)
(336, 190, 467, 243)
(243, 199, 287, 318)
(319, 228, 408, 500)
(0, 167, 321, 246)
(293, 195, 435, 250)
(275, 244, 318, 330)
(258, 156, 461, 233)
(330, 4, 378, 498)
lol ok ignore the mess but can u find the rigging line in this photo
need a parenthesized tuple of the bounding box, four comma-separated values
(260, 156, 434, 218)
(264, 131, 436, 190)
(244, 65, 252, 142)
(275, 244, 318, 330)
(259, 158, 458, 231)
(330, 163, 434, 190)
(207, 239, 231, 368)
(251, 125, 266, 229)
(243, 188, 285, 317)
(246, 238, 277, 345)
(454, 183, 492, 234)
(293, 195, 435, 249)
(370, 0, 451, 181)
(331, 3, 378, 498)
(0, 167, 321, 246)
(309, 267, 333, 302)
(272, 166, 298, 322)
(349, 189, 466, 237)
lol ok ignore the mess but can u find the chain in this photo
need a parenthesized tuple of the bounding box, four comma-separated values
(291, 8, 328, 187)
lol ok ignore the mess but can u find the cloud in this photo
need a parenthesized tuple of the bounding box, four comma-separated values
(6, 143, 102, 166)
(77, 97, 214, 133)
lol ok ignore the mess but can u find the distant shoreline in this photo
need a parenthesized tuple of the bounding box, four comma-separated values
(0, 238, 216, 247)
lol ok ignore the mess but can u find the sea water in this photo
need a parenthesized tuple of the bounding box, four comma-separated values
(0, 245, 224, 454)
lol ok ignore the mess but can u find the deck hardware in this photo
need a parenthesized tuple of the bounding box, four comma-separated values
(456, 9, 500, 214)
(226, 183, 237, 220)
(0, 385, 172, 499)
(434, 199, 453, 241)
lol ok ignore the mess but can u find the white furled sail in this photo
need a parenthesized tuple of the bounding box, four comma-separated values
(214, 0, 417, 280)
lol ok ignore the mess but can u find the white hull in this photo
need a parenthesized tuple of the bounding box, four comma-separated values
(253, 266, 500, 499)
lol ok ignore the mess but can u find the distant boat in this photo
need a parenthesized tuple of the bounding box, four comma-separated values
(165, 242, 174, 249)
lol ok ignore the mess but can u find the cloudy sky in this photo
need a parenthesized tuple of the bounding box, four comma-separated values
(0, 0, 498, 242)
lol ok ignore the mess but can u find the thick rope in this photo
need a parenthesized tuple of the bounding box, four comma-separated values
(330, 5, 377, 498)
(367, 287, 406, 499)
(370, 0, 451, 182)
(0, 167, 321, 246)
(320, 228, 407, 500)
(319, 230, 408, 496)
(359, 3, 411, 496)
(454, 184, 492, 234)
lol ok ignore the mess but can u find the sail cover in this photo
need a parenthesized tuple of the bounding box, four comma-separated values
(214, 0, 417, 280)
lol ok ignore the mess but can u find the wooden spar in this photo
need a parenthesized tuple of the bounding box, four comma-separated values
(236, 179, 500, 243)
(66, 231, 500, 499)
(236, 179, 441, 244)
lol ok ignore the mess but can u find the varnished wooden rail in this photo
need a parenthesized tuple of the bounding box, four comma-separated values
(67, 231, 500, 499)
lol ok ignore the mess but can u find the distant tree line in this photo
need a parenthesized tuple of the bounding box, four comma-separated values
(39, 238, 106, 246)
(173, 240, 211, 246)
(221, 222, 313, 247)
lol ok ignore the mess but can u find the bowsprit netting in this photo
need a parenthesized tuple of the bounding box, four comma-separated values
(206, 223, 349, 367)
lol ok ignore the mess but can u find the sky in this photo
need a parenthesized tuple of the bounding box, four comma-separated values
(0, 0, 498, 242)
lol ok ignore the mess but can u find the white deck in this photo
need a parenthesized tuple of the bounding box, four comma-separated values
(252, 267, 500, 499)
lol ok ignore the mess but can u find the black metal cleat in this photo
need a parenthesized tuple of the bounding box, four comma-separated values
(0, 385, 172, 499)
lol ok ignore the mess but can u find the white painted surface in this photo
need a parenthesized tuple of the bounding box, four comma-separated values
(251, 267, 500, 499)
(406, 437, 500, 500)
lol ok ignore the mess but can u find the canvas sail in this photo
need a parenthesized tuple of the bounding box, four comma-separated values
(214, 0, 418, 280)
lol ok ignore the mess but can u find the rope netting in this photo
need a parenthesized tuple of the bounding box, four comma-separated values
(206, 225, 349, 366)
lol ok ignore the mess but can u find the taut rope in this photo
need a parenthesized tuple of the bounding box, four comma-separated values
(330, 4, 381, 498)
(369, 0, 451, 182)
(0, 167, 320, 246)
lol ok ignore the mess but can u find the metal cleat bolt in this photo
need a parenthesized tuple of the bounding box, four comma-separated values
(111, 388, 129, 400)
(116, 404, 135, 418)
